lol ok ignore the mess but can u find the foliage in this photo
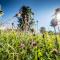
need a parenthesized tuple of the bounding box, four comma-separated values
(15, 6, 34, 31)
(0, 30, 60, 60)
(40, 27, 46, 34)
(50, 19, 58, 27)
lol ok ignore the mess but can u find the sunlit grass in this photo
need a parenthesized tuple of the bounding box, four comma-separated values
(0, 30, 60, 60)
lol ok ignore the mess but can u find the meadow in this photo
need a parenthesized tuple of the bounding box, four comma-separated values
(0, 30, 60, 60)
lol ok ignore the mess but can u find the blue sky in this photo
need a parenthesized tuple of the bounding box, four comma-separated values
(0, 0, 60, 31)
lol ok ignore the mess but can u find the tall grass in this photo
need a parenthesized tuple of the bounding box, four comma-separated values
(0, 30, 60, 60)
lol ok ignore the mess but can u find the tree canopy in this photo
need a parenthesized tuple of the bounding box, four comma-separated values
(15, 5, 34, 32)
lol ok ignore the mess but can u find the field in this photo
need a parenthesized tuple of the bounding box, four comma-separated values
(0, 30, 60, 60)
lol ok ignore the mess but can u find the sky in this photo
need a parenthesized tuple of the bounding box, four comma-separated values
(0, 0, 60, 31)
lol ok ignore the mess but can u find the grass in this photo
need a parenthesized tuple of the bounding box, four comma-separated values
(0, 30, 60, 60)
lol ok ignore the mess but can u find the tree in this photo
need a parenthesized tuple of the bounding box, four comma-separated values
(50, 19, 59, 51)
(0, 5, 3, 16)
(40, 27, 46, 34)
(11, 23, 14, 29)
(30, 28, 35, 34)
(50, 19, 58, 36)
(48, 30, 54, 35)
(15, 6, 34, 32)
(40, 27, 46, 38)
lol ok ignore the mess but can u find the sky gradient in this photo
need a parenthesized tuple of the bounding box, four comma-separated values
(0, 0, 60, 31)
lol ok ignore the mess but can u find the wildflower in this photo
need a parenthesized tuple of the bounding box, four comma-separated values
(51, 49, 58, 55)
(30, 40, 37, 47)
(20, 43, 25, 49)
